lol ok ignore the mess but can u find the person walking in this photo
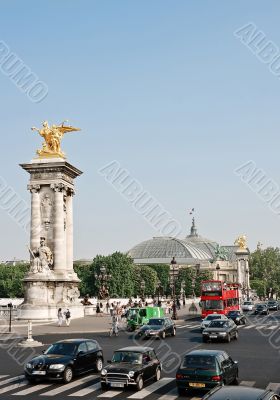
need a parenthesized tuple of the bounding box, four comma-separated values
(99, 302, 104, 316)
(106, 301, 110, 314)
(96, 303, 100, 316)
(65, 309, 71, 326)
(57, 308, 63, 327)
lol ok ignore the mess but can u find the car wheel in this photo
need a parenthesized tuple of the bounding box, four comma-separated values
(226, 334, 231, 343)
(63, 366, 73, 384)
(136, 376, 144, 391)
(161, 331, 166, 339)
(101, 383, 107, 390)
(235, 331, 238, 340)
(171, 328, 176, 337)
(94, 357, 103, 373)
(243, 319, 246, 325)
(202, 337, 207, 343)
(154, 367, 161, 382)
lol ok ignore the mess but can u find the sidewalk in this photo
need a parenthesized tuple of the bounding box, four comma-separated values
(0, 307, 200, 337)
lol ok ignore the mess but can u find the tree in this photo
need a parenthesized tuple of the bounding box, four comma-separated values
(147, 264, 170, 294)
(132, 265, 158, 297)
(250, 247, 280, 298)
(0, 264, 29, 298)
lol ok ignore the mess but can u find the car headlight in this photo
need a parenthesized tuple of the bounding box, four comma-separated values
(219, 332, 227, 335)
(145, 330, 150, 335)
(49, 364, 65, 370)
(128, 371, 135, 378)
(101, 369, 107, 376)
(25, 363, 32, 369)
(235, 317, 240, 321)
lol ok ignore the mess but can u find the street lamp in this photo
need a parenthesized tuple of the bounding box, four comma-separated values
(140, 280, 146, 300)
(94, 265, 112, 299)
(156, 280, 162, 306)
(7, 302, 12, 333)
(181, 281, 186, 306)
(169, 257, 179, 320)
(245, 267, 249, 300)
(216, 264, 220, 281)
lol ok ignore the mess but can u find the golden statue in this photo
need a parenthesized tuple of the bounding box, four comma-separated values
(234, 235, 247, 250)
(31, 120, 80, 159)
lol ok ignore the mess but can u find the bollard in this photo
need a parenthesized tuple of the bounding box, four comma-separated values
(27, 320, 33, 342)
(18, 320, 43, 347)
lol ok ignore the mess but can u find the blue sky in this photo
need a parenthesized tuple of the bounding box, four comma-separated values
(1, 1, 280, 260)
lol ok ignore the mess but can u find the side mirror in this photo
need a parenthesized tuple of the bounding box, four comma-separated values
(78, 351, 85, 357)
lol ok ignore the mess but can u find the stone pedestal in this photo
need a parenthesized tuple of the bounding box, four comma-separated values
(18, 158, 83, 320)
(235, 247, 250, 296)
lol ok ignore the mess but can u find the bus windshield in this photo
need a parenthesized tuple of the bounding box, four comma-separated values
(202, 300, 223, 310)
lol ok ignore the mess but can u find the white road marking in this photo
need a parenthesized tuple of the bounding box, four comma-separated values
(128, 378, 174, 399)
(243, 325, 255, 329)
(69, 382, 101, 397)
(157, 387, 178, 400)
(266, 382, 280, 392)
(0, 375, 24, 387)
(13, 383, 51, 395)
(240, 380, 255, 386)
(97, 390, 122, 398)
(0, 381, 27, 394)
(267, 325, 278, 330)
(40, 375, 96, 396)
(0, 375, 9, 380)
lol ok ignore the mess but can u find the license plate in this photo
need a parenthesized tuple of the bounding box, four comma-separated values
(32, 371, 46, 375)
(110, 383, 124, 388)
(189, 382, 205, 388)
(210, 335, 217, 338)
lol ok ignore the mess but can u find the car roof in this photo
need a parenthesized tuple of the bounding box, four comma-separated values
(55, 339, 96, 344)
(185, 349, 228, 357)
(203, 385, 272, 400)
(116, 347, 154, 353)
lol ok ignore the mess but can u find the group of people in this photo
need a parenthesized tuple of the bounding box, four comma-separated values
(57, 308, 71, 326)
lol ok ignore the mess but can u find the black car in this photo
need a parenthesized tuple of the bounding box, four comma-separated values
(25, 339, 103, 383)
(135, 317, 176, 339)
(100, 346, 161, 391)
(267, 300, 279, 311)
(202, 319, 238, 342)
(254, 303, 269, 315)
(227, 310, 246, 325)
(176, 349, 238, 396)
(202, 385, 280, 400)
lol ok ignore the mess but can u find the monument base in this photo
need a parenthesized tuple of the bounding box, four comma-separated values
(17, 274, 84, 320)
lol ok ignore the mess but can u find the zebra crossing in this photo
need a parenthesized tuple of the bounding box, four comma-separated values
(176, 321, 280, 331)
(0, 374, 279, 399)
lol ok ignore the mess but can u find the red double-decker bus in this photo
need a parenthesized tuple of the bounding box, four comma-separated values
(200, 280, 241, 318)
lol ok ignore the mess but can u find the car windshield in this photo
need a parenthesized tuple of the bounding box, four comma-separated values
(257, 305, 264, 308)
(268, 301, 276, 304)
(111, 351, 142, 365)
(148, 319, 164, 325)
(182, 355, 216, 369)
(243, 301, 252, 305)
(45, 342, 77, 356)
(206, 315, 221, 321)
(209, 320, 228, 328)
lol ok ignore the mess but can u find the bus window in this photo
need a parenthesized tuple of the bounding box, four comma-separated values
(203, 300, 223, 310)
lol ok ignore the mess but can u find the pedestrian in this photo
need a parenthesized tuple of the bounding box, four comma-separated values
(106, 301, 110, 314)
(57, 308, 63, 326)
(65, 308, 71, 326)
(96, 303, 100, 316)
(109, 303, 114, 317)
(99, 302, 104, 316)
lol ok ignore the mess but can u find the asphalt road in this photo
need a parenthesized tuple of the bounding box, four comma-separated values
(0, 311, 280, 399)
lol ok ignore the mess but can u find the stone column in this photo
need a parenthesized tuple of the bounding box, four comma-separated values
(51, 183, 66, 274)
(66, 189, 74, 272)
(28, 184, 41, 252)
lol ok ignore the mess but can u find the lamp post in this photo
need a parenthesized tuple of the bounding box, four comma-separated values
(245, 267, 249, 300)
(94, 265, 112, 299)
(216, 264, 220, 281)
(170, 257, 179, 320)
(156, 280, 162, 306)
(7, 302, 12, 333)
(181, 281, 186, 305)
(140, 280, 146, 301)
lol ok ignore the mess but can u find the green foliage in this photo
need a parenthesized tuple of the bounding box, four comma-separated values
(194, 270, 213, 296)
(250, 247, 280, 297)
(132, 265, 158, 297)
(74, 264, 92, 296)
(0, 264, 29, 297)
(147, 264, 170, 294)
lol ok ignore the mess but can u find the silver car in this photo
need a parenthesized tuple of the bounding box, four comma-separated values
(242, 301, 254, 311)
(200, 314, 228, 332)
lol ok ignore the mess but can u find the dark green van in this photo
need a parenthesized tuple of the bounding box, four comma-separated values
(127, 307, 164, 331)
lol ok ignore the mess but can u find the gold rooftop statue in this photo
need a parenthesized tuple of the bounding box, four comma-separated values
(234, 235, 247, 250)
(31, 120, 81, 159)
